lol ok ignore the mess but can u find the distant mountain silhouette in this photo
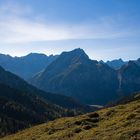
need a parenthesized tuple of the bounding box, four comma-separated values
(30, 48, 119, 105)
(0, 53, 58, 80)
(106, 58, 126, 69)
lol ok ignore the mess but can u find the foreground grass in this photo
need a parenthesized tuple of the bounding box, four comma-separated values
(1, 99, 140, 140)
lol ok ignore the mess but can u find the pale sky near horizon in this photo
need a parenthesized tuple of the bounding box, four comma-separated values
(0, 0, 140, 61)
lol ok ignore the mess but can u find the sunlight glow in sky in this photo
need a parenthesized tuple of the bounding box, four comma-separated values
(0, 0, 140, 60)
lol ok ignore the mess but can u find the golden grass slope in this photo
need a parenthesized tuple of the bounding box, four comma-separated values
(1, 99, 140, 140)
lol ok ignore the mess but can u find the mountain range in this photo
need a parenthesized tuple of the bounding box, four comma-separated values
(0, 53, 58, 80)
(106, 58, 140, 69)
(30, 49, 119, 105)
(0, 48, 140, 138)
(29, 48, 140, 105)
(0, 49, 140, 106)
(0, 50, 139, 80)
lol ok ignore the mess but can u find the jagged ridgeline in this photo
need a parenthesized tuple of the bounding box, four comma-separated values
(0, 53, 58, 80)
(30, 49, 140, 105)
(1, 49, 140, 105)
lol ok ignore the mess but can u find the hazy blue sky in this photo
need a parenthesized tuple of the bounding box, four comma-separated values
(0, 0, 140, 60)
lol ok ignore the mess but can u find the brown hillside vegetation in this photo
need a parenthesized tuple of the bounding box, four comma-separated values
(1, 99, 140, 140)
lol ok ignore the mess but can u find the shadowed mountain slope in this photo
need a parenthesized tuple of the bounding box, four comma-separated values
(118, 61, 140, 95)
(0, 66, 94, 137)
(30, 48, 119, 105)
(0, 83, 70, 137)
(0, 65, 92, 111)
(136, 58, 140, 66)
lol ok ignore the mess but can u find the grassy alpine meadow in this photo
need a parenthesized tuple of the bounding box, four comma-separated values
(1, 98, 140, 140)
